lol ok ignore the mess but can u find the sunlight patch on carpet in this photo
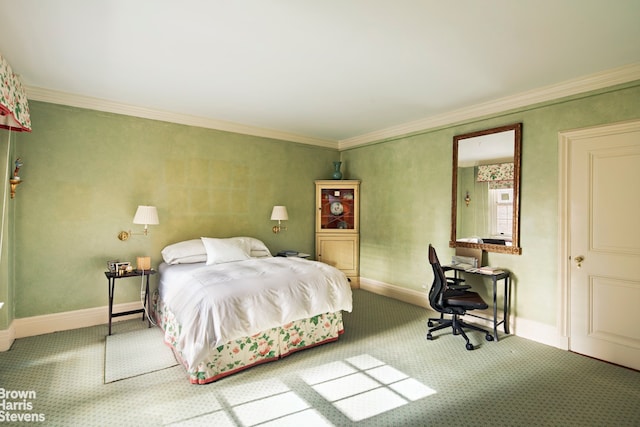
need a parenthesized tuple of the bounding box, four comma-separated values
(299, 354, 437, 422)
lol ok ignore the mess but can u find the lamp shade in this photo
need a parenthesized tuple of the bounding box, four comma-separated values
(133, 205, 159, 225)
(0, 53, 31, 132)
(270, 206, 288, 221)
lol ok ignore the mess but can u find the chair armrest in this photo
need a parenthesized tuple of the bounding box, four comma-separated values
(446, 277, 471, 290)
(448, 284, 472, 290)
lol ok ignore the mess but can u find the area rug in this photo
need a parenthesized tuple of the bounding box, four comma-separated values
(104, 326, 178, 383)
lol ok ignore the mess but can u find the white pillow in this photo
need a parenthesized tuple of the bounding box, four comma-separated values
(161, 239, 207, 265)
(249, 249, 272, 258)
(231, 236, 272, 258)
(201, 237, 251, 265)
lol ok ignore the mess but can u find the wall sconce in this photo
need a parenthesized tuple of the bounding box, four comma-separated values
(9, 158, 23, 199)
(9, 178, 21, 199)
(465, 191, 471, 207)
(270, 205, 288, 234)
(118, 205, 159, 241)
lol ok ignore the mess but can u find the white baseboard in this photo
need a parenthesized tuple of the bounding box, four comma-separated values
(509, 316, 569, 350)
(360, 277, 429, 308)
(359, 277, 568, 350)
(0, 325, 16, 352)
(0, 301, 145, 351)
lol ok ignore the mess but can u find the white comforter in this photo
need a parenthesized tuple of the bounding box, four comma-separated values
(158, 257, 352, 369)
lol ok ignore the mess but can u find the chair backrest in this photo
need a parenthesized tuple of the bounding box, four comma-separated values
(428, 244, 448, 313)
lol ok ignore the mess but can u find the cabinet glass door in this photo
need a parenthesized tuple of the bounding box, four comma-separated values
(319, 188, 355, 230)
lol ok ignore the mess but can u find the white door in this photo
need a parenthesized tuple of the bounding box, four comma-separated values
(564, 120, 640, 371)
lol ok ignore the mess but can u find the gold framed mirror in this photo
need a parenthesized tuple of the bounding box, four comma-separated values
(450, 123, 522, 254)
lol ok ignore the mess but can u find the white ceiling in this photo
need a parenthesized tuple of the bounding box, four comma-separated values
(1, 1, 639, 148)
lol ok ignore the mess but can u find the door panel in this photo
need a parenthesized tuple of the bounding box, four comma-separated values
(591, 148, 640, 252)
(589, 276, 640, 346)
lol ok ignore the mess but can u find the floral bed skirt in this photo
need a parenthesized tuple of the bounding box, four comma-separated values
(154, 292, 345, 384)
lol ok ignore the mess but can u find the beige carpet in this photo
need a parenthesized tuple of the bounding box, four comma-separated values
(104, 326, 177, 383)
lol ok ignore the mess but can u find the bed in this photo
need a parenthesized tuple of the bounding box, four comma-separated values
(153, 236, 353, 384)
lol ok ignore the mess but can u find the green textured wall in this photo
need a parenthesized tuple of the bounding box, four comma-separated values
(4, 102, 339, 321)
(0, 131, 18, 330)
(342, 81, 640, 326)
(2, 81, 640, 331)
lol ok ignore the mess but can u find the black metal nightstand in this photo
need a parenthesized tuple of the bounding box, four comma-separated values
(104, 269, 156, 335)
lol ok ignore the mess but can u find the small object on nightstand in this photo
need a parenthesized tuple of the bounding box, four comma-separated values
(136, 256, 151, 271)
(276, 250, 311, 259)
(113, 261, 131, 276)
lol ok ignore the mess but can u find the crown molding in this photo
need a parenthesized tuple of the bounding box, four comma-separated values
(338, 62, 640, 150)
(25, 63, 640, 151)
(24, 86, 339, 149)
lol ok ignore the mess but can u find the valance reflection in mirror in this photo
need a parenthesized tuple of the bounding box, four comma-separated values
(450, 123, 522, 255)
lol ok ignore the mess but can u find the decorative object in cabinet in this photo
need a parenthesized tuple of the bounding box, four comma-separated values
(315, 180, 360, 288)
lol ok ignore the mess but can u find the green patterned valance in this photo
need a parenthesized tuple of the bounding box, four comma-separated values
(1, 52, 31, 132)
(477, 163, 513, 182)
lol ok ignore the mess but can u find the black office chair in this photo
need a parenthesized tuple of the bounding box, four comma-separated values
(426, 244, 494, 350)
(427, 262, 471, 327)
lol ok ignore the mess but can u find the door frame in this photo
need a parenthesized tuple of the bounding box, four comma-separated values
(557, 118, 640, 348)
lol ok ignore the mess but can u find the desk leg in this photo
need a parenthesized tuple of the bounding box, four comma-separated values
(145, 274, 151, 328)
(492, 276, 499, 341)
(140, 277, 146, 322)
(504, 276, 510, 334)
(108, 277, 115, 336)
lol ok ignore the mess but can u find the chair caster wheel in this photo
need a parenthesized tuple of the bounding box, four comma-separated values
(465, 343, 474, 351)
(426, 333, 433, 340)
(486, 334, 494, 341)
(427, 321, 433, 327)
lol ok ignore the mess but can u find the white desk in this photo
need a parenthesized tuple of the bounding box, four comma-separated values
(446, 266, 511, 341)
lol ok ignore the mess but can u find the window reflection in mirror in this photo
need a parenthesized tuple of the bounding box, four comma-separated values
(450, 123, 522, 255)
